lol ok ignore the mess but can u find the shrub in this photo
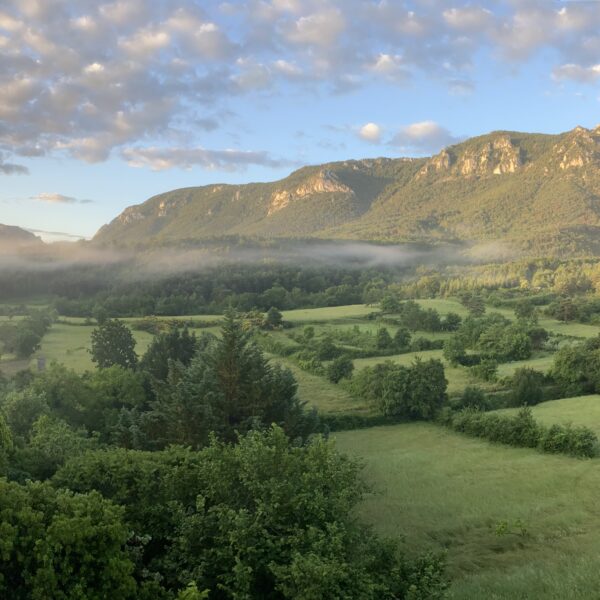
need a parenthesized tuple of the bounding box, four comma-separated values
(509, 368, 545, 406)
(446, 408, 598, 458)
(538, 423, 598, 458)
(326, 355, 354, 383)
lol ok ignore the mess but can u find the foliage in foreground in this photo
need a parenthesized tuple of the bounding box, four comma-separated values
(52, 426, 448, 599)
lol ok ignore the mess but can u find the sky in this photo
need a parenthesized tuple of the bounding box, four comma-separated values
(1, 0, 600, 240)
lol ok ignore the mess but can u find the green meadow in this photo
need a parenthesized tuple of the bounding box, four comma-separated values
(336, 422, 600, 599)
(496, 395, 600, 437)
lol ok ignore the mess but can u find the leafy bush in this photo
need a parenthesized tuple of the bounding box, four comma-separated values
(327, 355, 354, 383)
(538, 423, 598, 458)
(445, 407, 598, 458)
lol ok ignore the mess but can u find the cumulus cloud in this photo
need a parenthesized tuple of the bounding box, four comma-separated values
(553, 63, 600, 83)
(390, 121, 460, 154)
(121, 146, 295, 171)
(358, 123, 382, 143)
(0, 0, 598, 173)
(30, 192, 92, 204)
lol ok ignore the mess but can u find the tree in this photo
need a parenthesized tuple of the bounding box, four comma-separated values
(149, 312, 317, 447)
(327, 355, 354, 383)
(443, 335, 467, 366)
(263, 306, 283, 329)
(469, 359, 498, 382)
(316, 335, 339, 360)
(355, 359, 447, 420)
(405, 358, 448, 420)
(442, 312, 462, 332)
(0, 413, 13, 475)
(0, 480, 137, 599)
(380, 294, 401, 313)
(550, 343, 600, 397)
(13, 327, 42, 359)
(460, 293, 486, 317)
(393, 327, 412, 350)
(555, 298, 578, 322)
(90, 319, 138, 369)
(140, 327, 198, 381)
(510, 368, 545, 406)
(376, 327, 394, 351)
(514, 300, 535, 320)
(457, 386, 487, 410)
(14, 415, 98, 480)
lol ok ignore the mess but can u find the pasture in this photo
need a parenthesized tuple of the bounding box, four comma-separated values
(496, 395, 600, 437)
(336, 423, 600, 599)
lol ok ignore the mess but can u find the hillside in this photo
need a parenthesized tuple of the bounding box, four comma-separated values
(94, 127, 600, 256)
(0, 224, 42, 249)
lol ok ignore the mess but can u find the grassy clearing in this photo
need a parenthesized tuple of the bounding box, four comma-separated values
(496, 354, 555, 378)
(416, 298, 469, 317)
(29, 323, 154, 373)
(268, 355, 367, 414)
(538, 317, 599, 339)
(282, 304, 374, 322)
(335, 422, 600, 599)
(496, 395, 600, 437)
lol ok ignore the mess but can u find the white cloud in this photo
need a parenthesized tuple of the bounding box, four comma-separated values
(83, 62, 105, 75)
(121, 146, 295, 171)
(286, 8, 346, 48)
(0, 0, 599, 175)
(371, 53, 410, 83)
(391, 121, 460, 154)
(443, 7, 494, 32)
(359, 122, 382, 143)
(30, 192, 92, 204)
(553, 63, 600, 83)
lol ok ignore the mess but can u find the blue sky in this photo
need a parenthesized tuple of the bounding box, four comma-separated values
(1, 0, 600, 240)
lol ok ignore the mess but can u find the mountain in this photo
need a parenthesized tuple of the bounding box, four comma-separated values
(0, 224, 42, 249)
(94, 127, 600, 257)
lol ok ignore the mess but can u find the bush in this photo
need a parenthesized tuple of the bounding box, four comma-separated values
(452, 386, 488, 411)
(326, 355, 354, 383)
(446, 407, 598, 458)
(509, 368, 545, 407)
(469, 359, 498, 382)
(538, 423, 598, 458)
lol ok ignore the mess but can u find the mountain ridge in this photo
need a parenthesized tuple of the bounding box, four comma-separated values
(93, 127, 600, 257)
(0, 224, 43, 248)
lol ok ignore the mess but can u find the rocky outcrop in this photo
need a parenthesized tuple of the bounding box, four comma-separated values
(555, 126, 600, 170)
(417, 134, 521, 179)
(456, 135, 521, 176)
(117, 206, 146, 225)
(267, 170, 353, 216)
(416, 149, 453, 178)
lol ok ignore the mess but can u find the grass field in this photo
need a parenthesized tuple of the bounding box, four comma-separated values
(26, 323, 156, 372)
(496, 395, 600, 437)
(268, 354, 367, 414)
(416, 298, 470, 317)
(496, 354, 556, 378)
(336, 422, 600, 599)
(282, 304, 374, 322)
